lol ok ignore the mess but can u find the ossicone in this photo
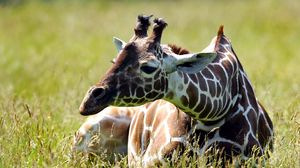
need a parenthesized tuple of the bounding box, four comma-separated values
(149, 18, 168, 44)
(131, 14, 153, 40)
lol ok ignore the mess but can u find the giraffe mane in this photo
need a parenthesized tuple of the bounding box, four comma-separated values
(215, 25, 224, 50)
(167, 44, 190, 55)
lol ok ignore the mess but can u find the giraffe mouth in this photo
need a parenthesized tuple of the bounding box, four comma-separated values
(79, 89, 115, 116)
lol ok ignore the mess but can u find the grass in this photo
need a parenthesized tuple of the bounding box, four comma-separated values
(0, 0, 299, 167)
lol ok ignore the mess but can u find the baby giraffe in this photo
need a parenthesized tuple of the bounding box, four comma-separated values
(73, 99, 193, 167)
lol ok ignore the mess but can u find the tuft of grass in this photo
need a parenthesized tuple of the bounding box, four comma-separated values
(0, 0, 299, 167)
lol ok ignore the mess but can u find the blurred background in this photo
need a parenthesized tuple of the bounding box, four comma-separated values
(0, 0, 299, 167)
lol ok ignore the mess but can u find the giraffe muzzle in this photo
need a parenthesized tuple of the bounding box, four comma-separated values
(79, 86, 114, 116)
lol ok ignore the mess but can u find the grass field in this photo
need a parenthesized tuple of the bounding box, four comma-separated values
(0, 0, 299, 167)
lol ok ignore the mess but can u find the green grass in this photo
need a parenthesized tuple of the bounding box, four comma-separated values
(0, 0, 299, 167)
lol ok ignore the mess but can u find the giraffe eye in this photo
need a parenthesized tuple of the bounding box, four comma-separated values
(140, 65, 157, 74)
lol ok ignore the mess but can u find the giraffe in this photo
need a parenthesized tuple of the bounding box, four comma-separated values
(74, 33, 196, 166)
(74, 100, 193, 167)
(78, 15, 274, 161)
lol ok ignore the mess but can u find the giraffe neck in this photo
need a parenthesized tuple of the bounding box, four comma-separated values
(164, 70, 236, 123)
(164, 36, 256, 125)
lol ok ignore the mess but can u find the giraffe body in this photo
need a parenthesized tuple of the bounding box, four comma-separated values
(128, 100, 190, 167)
(74, 101, 272, 166)
(74, 100, 191, 167)
(78, 15, 274, 163)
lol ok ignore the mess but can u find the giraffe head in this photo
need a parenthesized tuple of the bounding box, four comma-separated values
(79, 15, 216, 115)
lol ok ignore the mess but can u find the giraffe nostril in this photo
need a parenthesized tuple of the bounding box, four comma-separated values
(91, 87, 105, 99)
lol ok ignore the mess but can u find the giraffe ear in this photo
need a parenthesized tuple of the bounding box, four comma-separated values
(175, 52, 217, 65)
(173, 52, 217, 73)
(113, 37, 126, 52)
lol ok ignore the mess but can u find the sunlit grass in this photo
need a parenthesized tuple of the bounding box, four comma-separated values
(0, 0, 299, 167)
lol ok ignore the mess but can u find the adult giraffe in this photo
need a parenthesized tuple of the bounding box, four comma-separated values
(78, 15, 273, 162)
